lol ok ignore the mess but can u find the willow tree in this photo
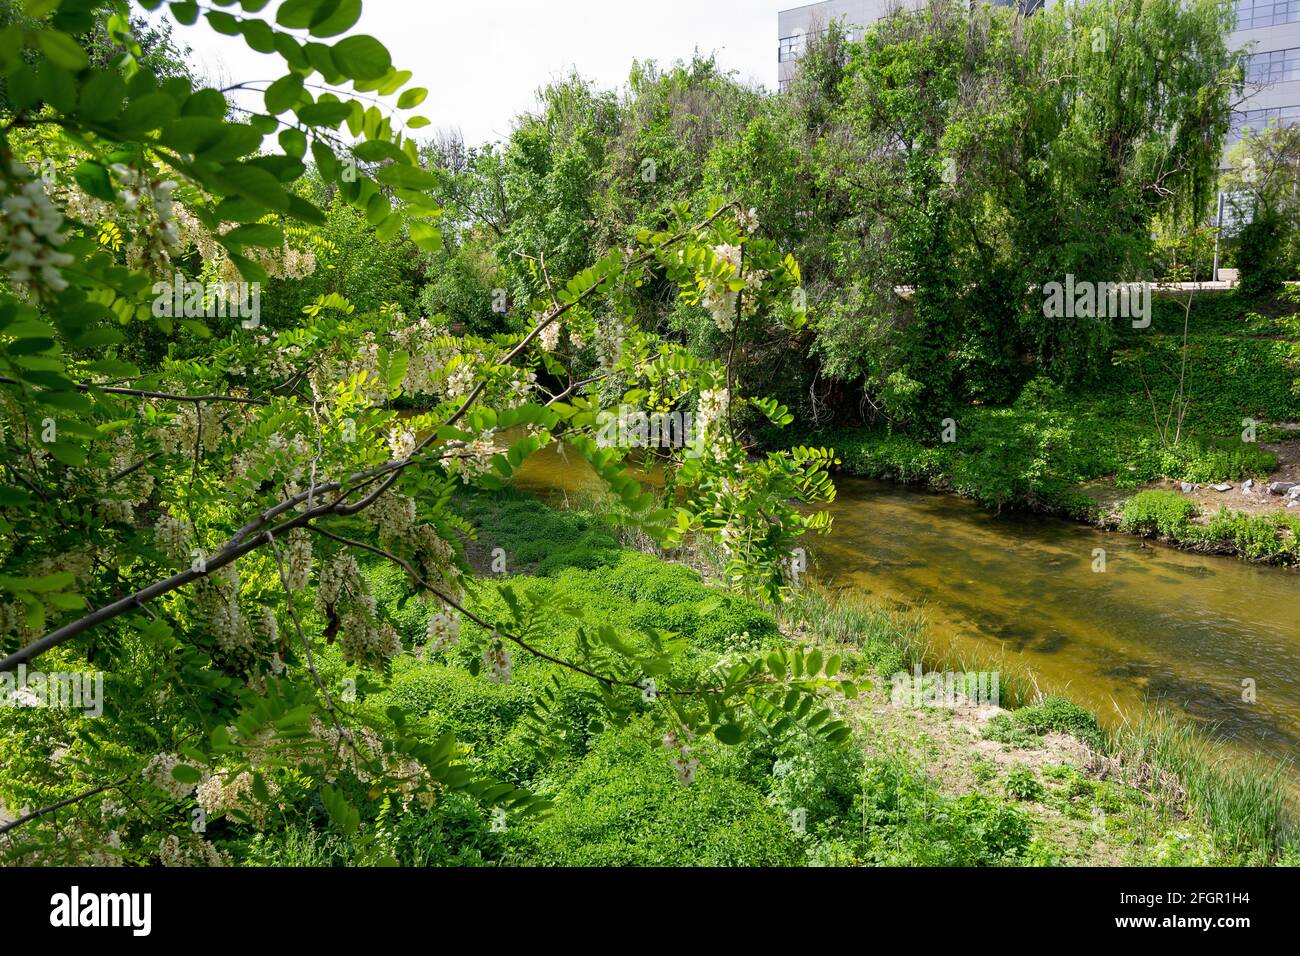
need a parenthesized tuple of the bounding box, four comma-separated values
(0, 0, 845, 865)
(798, 0, 1242, 421)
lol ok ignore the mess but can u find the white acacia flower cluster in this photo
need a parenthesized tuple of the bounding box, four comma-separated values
(159, 833, 231, 867)
(694, 387, 730, 456)
(702, 243, 743, 333)
(504, 367, 537, 409)
(197, 563, 255, 656)
(538, 317, 561, 352)
(281, 528, 312, 591)
(316, 552, 401, 667)
(98, 497, 135, 525)
(259, 607, 280, 646)
(409, 524, 463, 601)
(662, 729, 699, 786)
(230, 430, 315, 496)
(338, 605, 401, 666)
(737, 207, 760, 234)
(425, 604, 460, 652)
(483, 634, 512, 683)
(391, 317, 453, 396)
(387, 425, 416, 460)
(316, 552, 364, 609)
(315, 331, 390, 406)
(444, 430, 498, 483)
(108, 431, 154, 505)
(365, 489, 417, 542)
(159, 402, 222, 458)
(306, 718, 429, 805)
(0, 158, 74, 296)
(211, 593, 254, 654)
(142, 752, 204, 800)
(154, 511, 189, 562)
(111, 163, 182, 273)
(444, 360, 476, 399)
(196, 769, 274, 826)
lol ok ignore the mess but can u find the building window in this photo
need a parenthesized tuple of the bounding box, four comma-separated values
(1230, 103, 1300, 140)
(1236, 0, 1300, 29)
(778, 32, 809, 63)
(1247, 47, 1300, 84)
(778, 24, 868, 64)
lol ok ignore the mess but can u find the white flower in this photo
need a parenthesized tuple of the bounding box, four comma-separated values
(426, 607, 460, 651)
(387, 426, 416, 460)
(143, 752, 204, 800)
(0, 160, 73, 297)
(538, 319, 560, 351)
(483, 636, 512, 683)
(154, 511, 189, 561)
(282, 528, 312, 591)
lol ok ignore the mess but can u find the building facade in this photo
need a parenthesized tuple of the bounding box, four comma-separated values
(777, 0, 1300, 139)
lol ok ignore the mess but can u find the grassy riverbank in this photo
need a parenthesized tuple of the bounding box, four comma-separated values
(241, 489, 1294, 866)
(778, 291, 1300, 563)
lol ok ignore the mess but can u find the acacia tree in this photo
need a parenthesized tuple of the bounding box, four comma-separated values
(0, 0, 846, 865)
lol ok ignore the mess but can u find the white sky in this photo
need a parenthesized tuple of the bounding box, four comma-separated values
(155, 0, 788, 147)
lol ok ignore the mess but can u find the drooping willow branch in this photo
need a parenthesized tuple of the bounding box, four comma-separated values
(0, 204, 741, 674)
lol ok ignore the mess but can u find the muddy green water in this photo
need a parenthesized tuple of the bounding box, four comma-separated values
(505, 440, 1299, 776)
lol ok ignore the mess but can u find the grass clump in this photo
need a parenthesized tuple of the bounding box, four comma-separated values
(986, 696, 1108, 752)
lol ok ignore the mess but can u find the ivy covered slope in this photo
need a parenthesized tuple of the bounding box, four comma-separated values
(0, 0, 847, 865)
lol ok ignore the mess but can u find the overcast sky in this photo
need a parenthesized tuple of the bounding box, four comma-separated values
(157, 0, 789, 147)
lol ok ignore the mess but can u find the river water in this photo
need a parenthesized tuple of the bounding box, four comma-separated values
(503, 438, 1299, 776)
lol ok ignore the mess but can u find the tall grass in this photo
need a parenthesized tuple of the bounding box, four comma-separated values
(1119, 715, 1298, 864)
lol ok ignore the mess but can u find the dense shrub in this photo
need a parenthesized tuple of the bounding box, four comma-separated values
(509, 727, 803, 866)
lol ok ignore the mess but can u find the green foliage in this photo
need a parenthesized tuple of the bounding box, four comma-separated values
(986, 696, 1108, 753)
(1004, 766, 1044, 802)
(1120, 490, 1200, 538)
(508, 725, 803, 867)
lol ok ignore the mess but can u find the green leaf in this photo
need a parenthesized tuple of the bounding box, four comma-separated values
(375, 162, 437, 191)
(713, 723, 743, 745)
(36, 62, 75, 112)
(279, 126, 307, 158)
(238, 18, 277, 54)
(170, 2, 200, 25)
(264, 72, 304, 113)
(221, 222, 284, 248)
(170, 764, 203, 784)
(310, 0, 361, 36)
(407, 219, 441, 253)
(396, 86, 427, 109)
(217, 163, 290, 212)
(331, 34, 391, 81)
(36, 29, 88, 70)
(78, 70, 126, 121)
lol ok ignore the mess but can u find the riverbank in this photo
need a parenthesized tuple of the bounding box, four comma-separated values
(782, 587, 1297, 865)
(775, 290, 1300, 564)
